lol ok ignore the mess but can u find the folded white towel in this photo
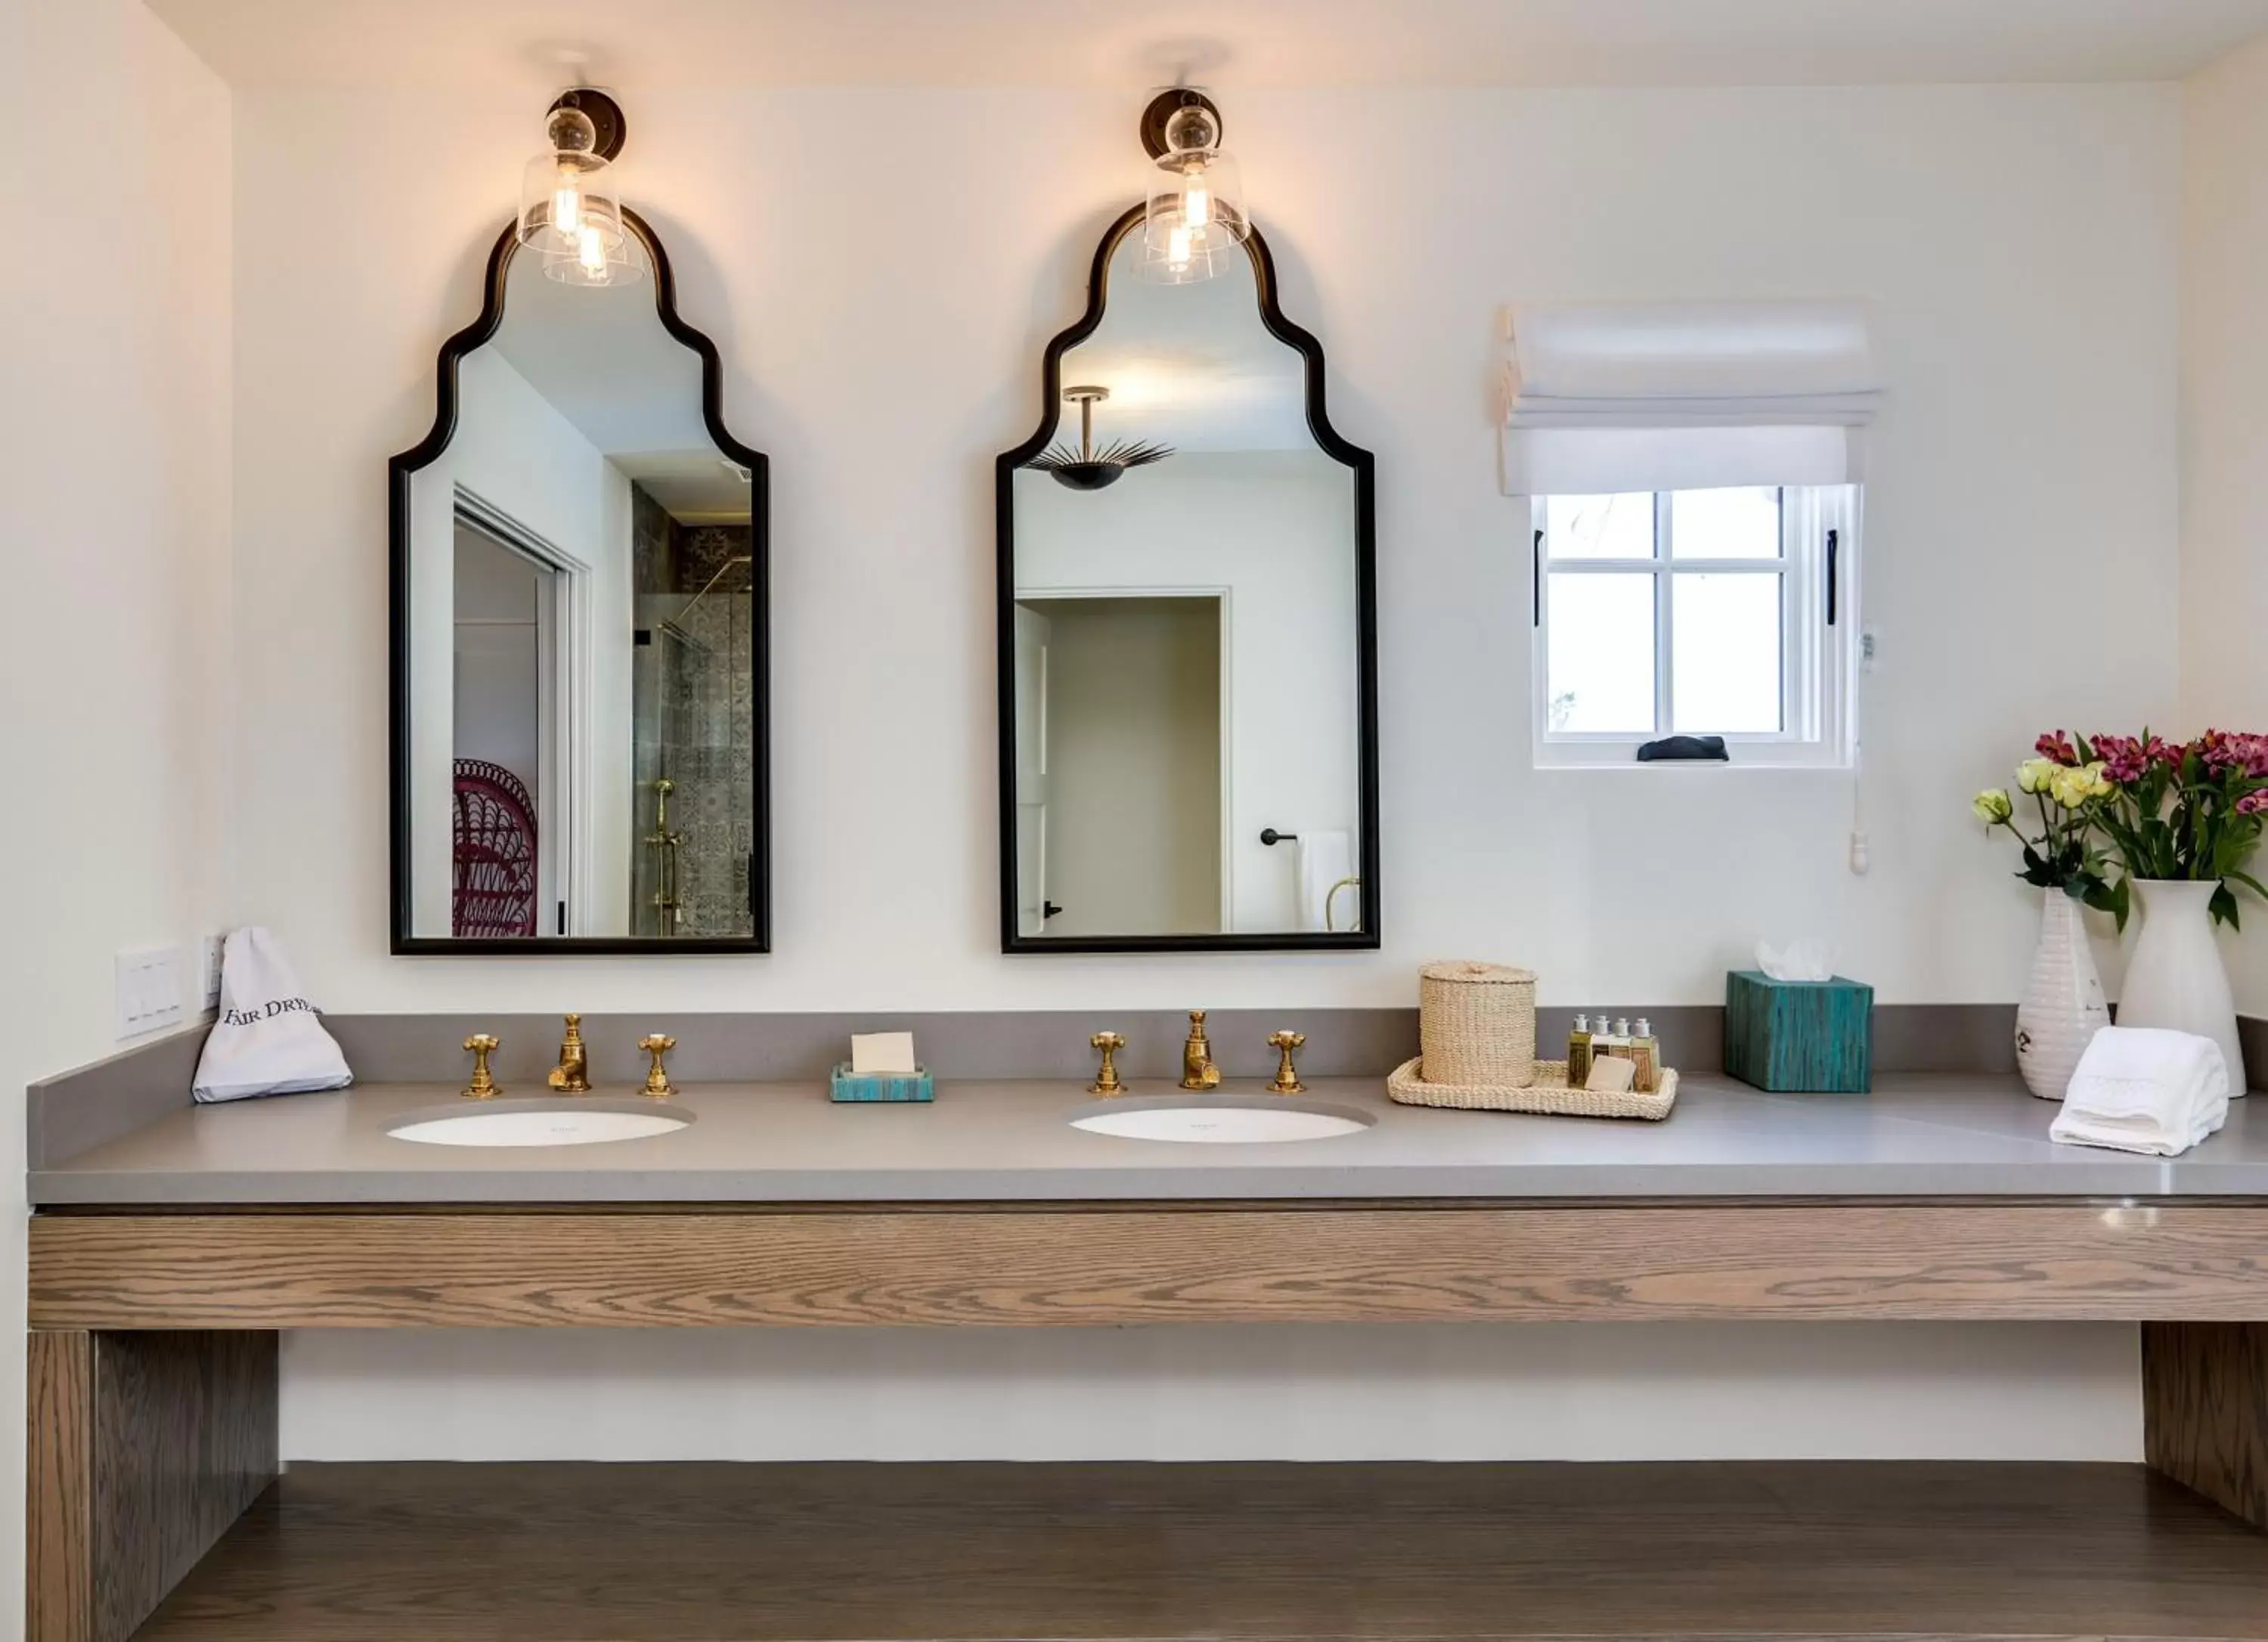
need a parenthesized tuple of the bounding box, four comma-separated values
(2050, 1027, 2228, 1157)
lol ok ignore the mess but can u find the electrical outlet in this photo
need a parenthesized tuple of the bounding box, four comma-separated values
(116, 946, 186, 1041)
(200, 934, 225, 1012)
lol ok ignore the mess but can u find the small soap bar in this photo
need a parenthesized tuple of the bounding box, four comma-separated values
(1584, 1056, 1639, 1093)
(850, 1032, 917, 1076)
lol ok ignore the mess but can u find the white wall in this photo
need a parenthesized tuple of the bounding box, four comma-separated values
(2181, 35, 2268, 1013)
(1018, 452, 1362, 931)
(222, 81, 2181, 1465)
(409, 349, 637, 936)
(233, 82, 2181, 1012)
(2, 0, 234, 1621)
(284, 1323, 2139, 1463)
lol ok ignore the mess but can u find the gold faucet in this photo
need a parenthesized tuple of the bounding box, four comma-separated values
(547, 1013, 591, 1092)
(1266, 1030, 1307, 1094)
(1180, 1010, 1221, 1090)
(1089, 1031, 1127, 1096)
(637, 1034, 677, 1098)
(462, 1034, 502, 1100)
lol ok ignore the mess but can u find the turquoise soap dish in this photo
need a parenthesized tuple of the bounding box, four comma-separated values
(829, 1063, 934, 1103)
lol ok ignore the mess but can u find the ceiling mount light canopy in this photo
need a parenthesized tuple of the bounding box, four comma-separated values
(1139, 88, 1248, 285)
(1027, 386, 1174, 490)
(516, 88, 641, 287)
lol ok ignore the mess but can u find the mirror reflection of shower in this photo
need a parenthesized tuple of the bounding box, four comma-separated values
(631, 485, 757, 937)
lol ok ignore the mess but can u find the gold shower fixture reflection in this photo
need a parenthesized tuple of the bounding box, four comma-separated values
(1025, 386, 1173, 491)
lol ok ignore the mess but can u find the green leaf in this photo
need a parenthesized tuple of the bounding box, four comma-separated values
(2211, 881, 2241, 929)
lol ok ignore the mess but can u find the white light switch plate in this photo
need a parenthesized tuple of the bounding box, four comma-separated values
(116, 946, 186, 1041)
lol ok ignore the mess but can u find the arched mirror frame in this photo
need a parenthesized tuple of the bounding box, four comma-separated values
(388, 210, 773, 955)
(994, 205, 1381, 954)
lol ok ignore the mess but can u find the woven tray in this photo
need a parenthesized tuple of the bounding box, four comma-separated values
(1387, 1057, 1678, 1121)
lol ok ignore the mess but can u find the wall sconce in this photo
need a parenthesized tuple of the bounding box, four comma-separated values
(516, 88, 641, 287)
(1140, 89, 1249, 285)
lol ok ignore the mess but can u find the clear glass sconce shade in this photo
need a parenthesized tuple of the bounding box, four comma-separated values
(1141, 106, 1247, 285)
(516, 105, 641, 287)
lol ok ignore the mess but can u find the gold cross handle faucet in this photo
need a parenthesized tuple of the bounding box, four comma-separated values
(462, 1034, 501, 1100)
(1266, 1030, 1307, 1095)
(1089, 1031, 1126, 1096)
(637, 1034, 677, 1098)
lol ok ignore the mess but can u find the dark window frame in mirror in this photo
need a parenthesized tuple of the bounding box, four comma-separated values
(388, 209, 772, 955)
(994, 205, 1380, 954)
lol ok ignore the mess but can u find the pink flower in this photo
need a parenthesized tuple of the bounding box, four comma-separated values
(2198, 730, 2268, 779)
(2096, 736, 2146, 785)
(2240, 789, 2268, 816)
(2035, 731, 2079, 767)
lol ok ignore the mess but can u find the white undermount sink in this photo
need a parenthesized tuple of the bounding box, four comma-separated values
(385, 1098, 695, 1148)
(1070, 1096, 1374, 1145)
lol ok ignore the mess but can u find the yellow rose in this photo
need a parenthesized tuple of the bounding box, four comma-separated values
(2017, 758, 2058, 795)
(1972, 788, 2013, 823)
(2047, 766, 2102, 810)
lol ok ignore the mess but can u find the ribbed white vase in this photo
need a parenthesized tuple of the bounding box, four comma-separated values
(2118, 878, 2246, 1094)
(2015, 888, 2110, 1101)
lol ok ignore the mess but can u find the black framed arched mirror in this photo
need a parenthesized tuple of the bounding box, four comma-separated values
(389, 204, 770, 954)
(996, 197, 1380, 954)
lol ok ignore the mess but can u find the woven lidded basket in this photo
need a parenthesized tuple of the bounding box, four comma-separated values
(1418, 961, 1538, 1089)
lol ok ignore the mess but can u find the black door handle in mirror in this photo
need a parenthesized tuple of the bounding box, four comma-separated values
(1043, 902, 1064, 919)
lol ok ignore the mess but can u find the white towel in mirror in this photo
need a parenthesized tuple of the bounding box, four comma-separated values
(1297, 831, 1356, 932)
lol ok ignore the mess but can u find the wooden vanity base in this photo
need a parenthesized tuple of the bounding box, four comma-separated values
(23, 1200, 2268, 1640)
(2143, 1321, 2268, 1530)
(26, 1331, 275, 1642)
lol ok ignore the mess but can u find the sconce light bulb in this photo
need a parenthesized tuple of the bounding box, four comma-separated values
(553, 175, 583, 239)
(1185, 175, 1212, 231)
(1167, 222, 1193, 270)
(578, 222, 609, 278)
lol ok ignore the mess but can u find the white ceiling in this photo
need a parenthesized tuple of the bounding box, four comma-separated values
(491, 248, 752, 521)
(149, 0, 2268, 88)
(1056, 233, 1309, 454)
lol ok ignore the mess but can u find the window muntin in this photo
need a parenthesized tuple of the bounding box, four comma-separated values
(1534, 485, 1854, 768)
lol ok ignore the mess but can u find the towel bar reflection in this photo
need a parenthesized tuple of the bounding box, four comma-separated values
(1260, 828, 1297, 846)
(1325, 876, 1362, 933)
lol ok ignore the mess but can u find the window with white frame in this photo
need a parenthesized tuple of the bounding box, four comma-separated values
(1532, 484, 1857, 767)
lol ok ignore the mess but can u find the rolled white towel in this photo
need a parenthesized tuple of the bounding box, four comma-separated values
(2050, 1027, 2228, 1157)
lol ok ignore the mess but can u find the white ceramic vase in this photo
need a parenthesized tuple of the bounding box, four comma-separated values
(2014, 888, 2110, 1101)
(2118, 878, 2246, 1093)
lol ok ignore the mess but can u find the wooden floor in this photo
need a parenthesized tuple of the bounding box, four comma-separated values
(130, 1460, 2268, 1641)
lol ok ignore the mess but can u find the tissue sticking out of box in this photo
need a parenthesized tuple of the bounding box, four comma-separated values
(1757, 939, 1832, 983)
(850, 1032, 918, 1076)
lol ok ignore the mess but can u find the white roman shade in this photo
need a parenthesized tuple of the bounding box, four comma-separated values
(1499, 301, 1883, 496)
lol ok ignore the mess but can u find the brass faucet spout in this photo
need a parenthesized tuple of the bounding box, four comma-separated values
(1180, 1010, 1221, 1091)
(547, 1013, 592, 1093)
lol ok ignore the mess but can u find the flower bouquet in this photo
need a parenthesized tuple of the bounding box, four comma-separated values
(1970, 733, 2121, 916)
(2080, 730, 2268, 929)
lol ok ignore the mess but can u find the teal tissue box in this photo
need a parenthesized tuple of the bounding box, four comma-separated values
(829, 1063, 934, 1104)
(1724, 971, 1873, 1093)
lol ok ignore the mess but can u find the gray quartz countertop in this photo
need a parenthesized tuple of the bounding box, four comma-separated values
(27, 1073, 2268, 1204)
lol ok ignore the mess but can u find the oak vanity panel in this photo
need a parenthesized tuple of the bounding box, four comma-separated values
(26, 1331, 277, 1642)
(31, 1201, 2268, 1330)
